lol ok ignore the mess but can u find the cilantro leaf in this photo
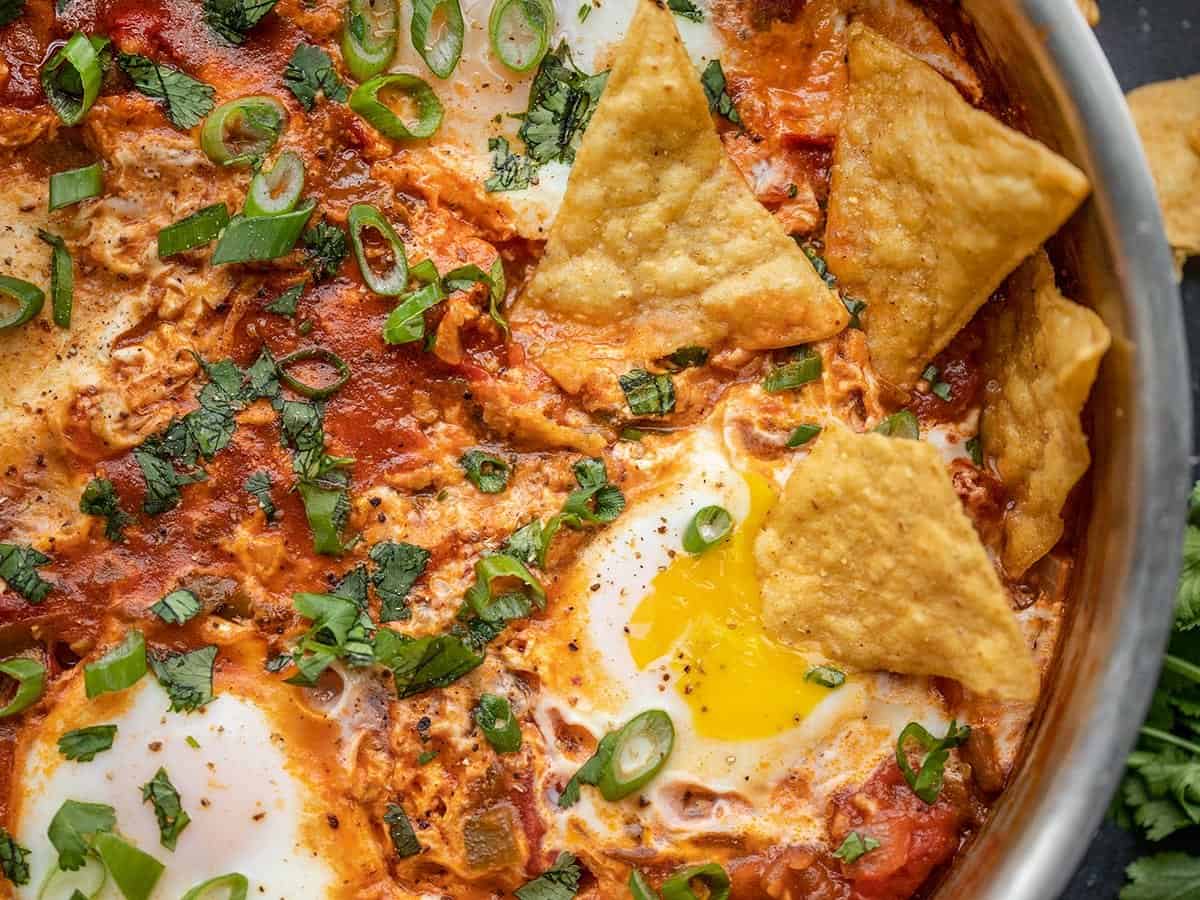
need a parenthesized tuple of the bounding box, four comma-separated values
(150, 646, 217, 713)
(302, 219, 348, 281)
(203, 0, 277, 44)
(700, 59, 741, 127)
(0, 827, 30, 887)
(265, 283, 303, 317)
(515, 851, 582, 900)
(1122, 853, 1200, 900)
(117, 53, 215, 129)
(370, 541, 430, 622)
(79, 478, 134, 542)
(275, 397, 355, 555)
(667, 0, 703, 21)
(284, 43, 349, 111)
(459, 449, 511, 494)
(57, 724, 118, 762)
(48, 799, 116, 870)
(383, 803, 421, 858)
(150, 588, 202, 625)
(484, 136, 537, 192)
(0, 543, 53, 603)
(896, 720, 970, 804)
(0, 0, 26, 27)
(558, 734, 615, 808)
(502, 520, 545, 567)
(244, 471, 277, 521)
(142, 767, 191, 850)
(833, 831, 880, 864)
(518, 43, 608, 166)
(1179, 525, 1200, 630)
(134, 445, 203, 515)
(373, 628, 483, 699)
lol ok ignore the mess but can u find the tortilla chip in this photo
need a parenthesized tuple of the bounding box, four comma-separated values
(512, 0, 848, 396)
(980, 253, 1110, 578)
(824, 26, 1091, 389)
(1127, 75, 1200, 263)
(755, 424, 1038, 701)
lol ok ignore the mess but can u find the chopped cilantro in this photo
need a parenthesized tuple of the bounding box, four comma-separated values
(302, 219, 348, 281)
(203, 0, 277, 44)
(619, 368, 675, 416)
(558, 732, 614, 808)
(244, 471, 277, 521)
(284, 43, 349, 111)
(484, 136, 537, 192)
(0, 0, 25, 27)
(141, 767, 191, 850)
(843, 296, 867, 330)
(48, 799, 115, 870)
(895, 720, 970, 804)
(664, 346, 708, 371)
(373, 628, 483, 699)
(667, 0, 703, 21)
(0, 827, 30, 887)
(286, 588, 375, 684)
(79, 478, 134, 542)
(265, 283, 304, 317)
(518, 43, 608, 166)
(383, 803, 421, 858)
(515, 851, 582, 900)
(0, 543, 53, 603)
(966, 435, 983, 467)
(370, 541, 431, 622)
(276, 398, 355, 555)
(150, 646, 217, 713)
(57, 724, 118, 762)
(117, 53, 215, 129)
(417, 749, 437, 765)
(150, 589, 202, 625)
(833, 832, 880, 864)
(700, 59, 740, 127)
(460, 449, 511, 494)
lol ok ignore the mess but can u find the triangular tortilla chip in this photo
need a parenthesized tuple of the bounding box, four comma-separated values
(1127, 75, 1200, 267)
(980, 252, 1110, 578)
(512, 0, 848, 396)
(824, 25, 1091, 389)
(754, 424, 1038, 701)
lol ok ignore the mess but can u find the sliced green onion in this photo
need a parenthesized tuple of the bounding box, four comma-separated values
(874, 410, 920, 440)
(682, 505, 733, 554)
(349, 74, 443, 140)
(157, 204, 231, 258)
(0, 275, 45, 332)
(245, 151, 305, 217)
(833, 831, 880, 863)
(465, 553, 546, 616)
(597, 709, 674, 801)
(409, 258, 439, 283)
(966, 435, 983, 466)
(36, 230, 73, 328)
(382, 281, 445, 344)
(342, 0, 399, 82)
(629, 871, 657, 900)
(786, 423, 821, 448)
(896, 720, 970, 804)
(200, 96, 287, 167)
(41, 33, 102, 125)
(37, 851, 107, 899)
(0, 657, 45, 718)
(181, 874, 249, 900)
(276, 346, 351, 400)
(475, 693, 521, 753)
(661, 863, 731, 900)
(619, 368, 675, 416)
(90, 832, 163, 900)
(488, 0, 553, 73)
(49, 162, 103, 211)
(211, 199, 316, 265)
(347, 203, 408, 295)
(763, 351, 822, 393)
(805, 665, 845, 688)
(84, 630, 147, 699)
(411, 0, 465, 78)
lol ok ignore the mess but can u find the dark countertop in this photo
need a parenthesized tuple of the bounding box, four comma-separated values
(1061, 3, 1198, 898)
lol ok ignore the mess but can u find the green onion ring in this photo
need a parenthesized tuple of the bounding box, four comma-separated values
(91, 832, 164, 900)
(596, 709, 675, 801)
(49, 161, 104, 211)
(347, 202, 408, 295)
(37, 848, 108, 900)
(0, 657, 45, 718)
(276, 346, 352, 400)
(488, 0, 554, 73)
(83, 630, 147, 699)
(874, 409, 920, 440)
(410, 0, 465, 79)
(180, 874, 249, 900)
(245, 151, 306, 217)
(0, 275, 45, 332)
(381, 281, 445, 344)
(342, 0, 398, 82)
(475, 693, 522, 753)
(628, 871, 658, 900)
(36, 230, 73, 329)
(349, 74, 443, 140)
(40, 32, 102, 126)
(682, 505, 733, 554)
(211, 198, 316, 265)
(200, 96, 287, 167)
(660, 863, 731, 900)
(157, 203, 231, 259)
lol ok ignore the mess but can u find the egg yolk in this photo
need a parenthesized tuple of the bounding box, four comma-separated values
(626, 471, 830, 741)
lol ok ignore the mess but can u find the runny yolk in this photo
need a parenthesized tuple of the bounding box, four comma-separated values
(626, 471, 830, 741)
